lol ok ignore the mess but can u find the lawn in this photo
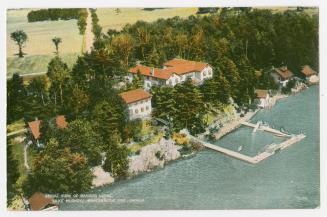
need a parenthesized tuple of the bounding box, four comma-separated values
(7, 53, 79, 77)
(97, 8, 198, 32)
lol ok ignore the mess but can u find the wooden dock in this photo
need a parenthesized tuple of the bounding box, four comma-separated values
(189, 134, 306, 164)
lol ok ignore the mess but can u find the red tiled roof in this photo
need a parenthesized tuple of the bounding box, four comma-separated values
(28, 192, 56, 211)
(129, 65, 172, 80)
(255, 89, 269, 98)
(128, 59, 209, 80)
(119, 88, 152, 104)
(274, 67, 293, 80)
(28, 116, 68, 139)
(301, 65, 317, 77)
(28, 120, 41, 140)
(56, 115, 68, 129)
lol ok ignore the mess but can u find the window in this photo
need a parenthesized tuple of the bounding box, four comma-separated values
(146, 106, 149, 110)
(169, 80, 173, 86)
(203, 72, 207, 76)
(135, 109, 138, 114)
(129, 109, 133, 115)
(141, 107, 144, 112)
(175, 78, 179, 83)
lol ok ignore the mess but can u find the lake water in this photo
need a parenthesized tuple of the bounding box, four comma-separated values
(60, 85, 319, 210)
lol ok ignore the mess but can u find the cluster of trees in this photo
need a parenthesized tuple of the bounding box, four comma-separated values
(152, 79, 206, 135)
(27, 9, 88, 35)
(7, 52, 134, 196)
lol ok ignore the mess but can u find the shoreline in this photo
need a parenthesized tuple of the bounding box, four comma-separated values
(89, 87, 307, 189)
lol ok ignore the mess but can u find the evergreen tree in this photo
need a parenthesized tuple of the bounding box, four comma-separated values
(7, 73, 26, 123)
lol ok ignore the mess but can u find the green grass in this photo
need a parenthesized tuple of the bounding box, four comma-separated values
(7, 9, 83, 56)
(10, 139, 36, 176)
(7, 119, 25, 133)
(7, 53, 79, 77)
(97, 8, 198, 31)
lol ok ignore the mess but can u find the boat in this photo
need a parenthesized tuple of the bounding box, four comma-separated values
(238, 145, 243, 151)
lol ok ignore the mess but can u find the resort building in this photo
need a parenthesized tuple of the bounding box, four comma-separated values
(128, 58, 213, 90)
(255, 89, 270, 108)
(301, 65, 319, 84)
(27, 115, 68, 147)
(119, 88, 152, 120)
(271, 66, 294, 87)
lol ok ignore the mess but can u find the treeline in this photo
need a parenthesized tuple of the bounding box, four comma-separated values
(27, 8, 88, 35)
(115, 8, 318, 72)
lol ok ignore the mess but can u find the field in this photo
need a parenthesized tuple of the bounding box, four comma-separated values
(97, 8, 198, 31)
(7, 9, 83, 56)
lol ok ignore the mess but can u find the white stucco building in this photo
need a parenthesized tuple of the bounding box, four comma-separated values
(128, 59, 213, 90)
(119, 89, 152, 120)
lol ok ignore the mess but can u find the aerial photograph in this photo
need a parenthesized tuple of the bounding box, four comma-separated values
(6, 6, 319, 211)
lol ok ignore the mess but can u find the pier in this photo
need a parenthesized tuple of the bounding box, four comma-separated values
(189, 134, 305, 164)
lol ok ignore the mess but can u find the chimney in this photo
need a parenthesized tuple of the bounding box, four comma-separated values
(150, 67, 154, 76)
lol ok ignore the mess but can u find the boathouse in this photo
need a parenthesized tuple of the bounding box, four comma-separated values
(255, 89, 270, 108)
(301, 65, 319, 84)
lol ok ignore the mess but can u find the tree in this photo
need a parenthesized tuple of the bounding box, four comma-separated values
(47, 56, 70, 106)
(67, 85, 90, 116)
(52, 37, 62, 54)
(63, 119, 103, 166)
(92, 97, 128, 143)
(23, 139, 93, 196)
(103, 144, 129, 178)
(10, 30, 28, 58)
(111, 34, 134, 69)
(7, 73, 26, 123)
(7, 141, 20, 206)
(174, 79, 206, 134)
(123, 118, 143, 142)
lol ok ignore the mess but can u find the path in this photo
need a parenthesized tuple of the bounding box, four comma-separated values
(24, 143, 30, 171)
(85, 8, 94, 53)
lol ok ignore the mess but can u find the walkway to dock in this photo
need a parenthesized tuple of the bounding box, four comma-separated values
(241, 121, 290, 137)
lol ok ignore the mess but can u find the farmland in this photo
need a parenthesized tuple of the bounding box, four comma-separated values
(97, 8, 198, 31)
